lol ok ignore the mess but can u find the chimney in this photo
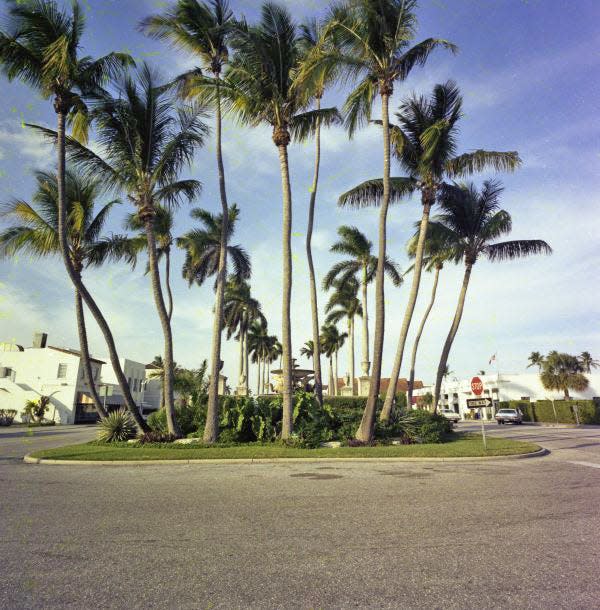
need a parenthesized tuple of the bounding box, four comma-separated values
(33, 332, 48, 349)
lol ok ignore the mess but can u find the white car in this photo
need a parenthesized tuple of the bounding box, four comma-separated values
(440, 409, 460, 423)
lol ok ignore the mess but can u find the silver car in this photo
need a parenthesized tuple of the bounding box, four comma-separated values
(440, 408, 460, 423)
(495, 408, 523, 425)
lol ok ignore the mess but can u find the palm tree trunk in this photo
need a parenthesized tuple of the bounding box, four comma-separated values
(54, 104, 148, 432)
(143, 213, 182, 437)
(256, 357, 261, 395)
(349, 316, 356, 396)
(380, 193, 432, 422)
(244, 328, 250, 395)
(165, 248, 174, 322)
(433, 263, 473, 409)
(205, 74, 229, 443)
(334, 349, 339, 396)
(407, 266, 441, 407)
(329, 356, 334, 397)
(306, 97, 324, 407)
(74, 286, 107, 419)
(356, 90, 391, 441)
(276, 139, 294, 438)
(238, 333, 244, 387)
(361, 263, 370, 377)
(266, 360, 271, 393)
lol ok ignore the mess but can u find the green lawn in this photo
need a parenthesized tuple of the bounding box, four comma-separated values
(29, 433, 541, 461)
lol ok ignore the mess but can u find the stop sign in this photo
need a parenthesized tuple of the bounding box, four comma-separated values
(471, 376, 484, 396)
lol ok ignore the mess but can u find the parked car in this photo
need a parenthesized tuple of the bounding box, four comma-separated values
(440, 409, 460, 423)
(495, 408, 523, 425)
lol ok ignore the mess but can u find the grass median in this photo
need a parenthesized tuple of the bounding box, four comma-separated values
(28, 433, 541, 462)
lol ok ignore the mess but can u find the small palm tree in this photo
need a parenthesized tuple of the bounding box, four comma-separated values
(405, 228, 454, 405)
(141, 0, 238, 444)
(223, 277, 266, 396)
(541, 352, 589, 400)
(178, 204, 250, 289)
(313, 0, 457, 441)
(324, 225, 401, 381)
(527, 351, 545, 372)
(430, 181, 552, 408)
(34, 64, 208, 437)
(218, 2, 340, 437)
(248, 319, 271, 395)
(320, 324, 348, 397)
(300, 340, 316, 366)
(0, 170, 128, 421)
(0, 0, 147, 430)
(325, 277, 363, 396)
(579, 352, 598, 374)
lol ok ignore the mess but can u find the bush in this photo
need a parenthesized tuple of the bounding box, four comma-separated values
(0, 409, 17, 426)
(23, 396, 50, 422)
(499, 399, 600, 424)
(138, 431, 176, 444)
(97, 409, 137, 443)
(147, 400, 208, 436)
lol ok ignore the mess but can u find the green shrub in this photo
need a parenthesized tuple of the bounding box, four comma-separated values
(138, 431, 176, 444)
(0, 409, 17, 426)
(500, 399, 600, 424)
(97, 409, 137, 443)
(147, 400, 208, 436)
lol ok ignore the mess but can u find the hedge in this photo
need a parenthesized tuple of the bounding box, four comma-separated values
(498, 399, 600, 424)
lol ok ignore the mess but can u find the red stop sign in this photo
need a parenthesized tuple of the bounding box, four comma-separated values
(471, 377, 484, 396)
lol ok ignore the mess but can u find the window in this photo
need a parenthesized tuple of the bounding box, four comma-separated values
(94, 367, 99, 381)
(0, 367, 13, 378)
(128, 378, 133, 391)
(520, 396, 531, 401)
(57, 364, 68, 378)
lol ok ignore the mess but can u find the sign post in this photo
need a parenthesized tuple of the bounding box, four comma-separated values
(470, 377, 487, 450)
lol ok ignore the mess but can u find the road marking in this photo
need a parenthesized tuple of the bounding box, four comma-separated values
(567, 461, 600, 469)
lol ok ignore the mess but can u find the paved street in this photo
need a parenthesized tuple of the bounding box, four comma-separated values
(1, 424, 600, 609)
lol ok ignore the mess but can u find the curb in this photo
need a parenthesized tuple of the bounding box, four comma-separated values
(23, 447, 548, 466)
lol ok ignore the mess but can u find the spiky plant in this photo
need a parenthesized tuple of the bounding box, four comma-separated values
(97, 409, 137, 443)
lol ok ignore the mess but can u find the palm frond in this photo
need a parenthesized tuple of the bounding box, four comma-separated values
(338, 177, 416, 208)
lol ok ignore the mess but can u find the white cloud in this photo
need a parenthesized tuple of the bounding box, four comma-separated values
(0, 122, 53, 165)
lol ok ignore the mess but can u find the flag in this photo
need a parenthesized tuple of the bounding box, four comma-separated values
(489, 353, 496, 365)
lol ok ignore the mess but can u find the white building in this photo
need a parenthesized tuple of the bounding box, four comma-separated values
(0, 333, 154, 424)
(413, 372, 600, 420)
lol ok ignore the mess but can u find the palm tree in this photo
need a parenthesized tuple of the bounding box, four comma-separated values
(248, 319, 271, 395)
(33, 64, 208, 437)
(265, 339, 282, 393)
(147, 355, 183, 409)
(141, 0, 238, 444)
(0, 0, 148, 431)
(297, 18, 342, 409)
(300, 340, 316, 367)
(430, 181, 552, 408)
(579, 352, 599, 374)
(405, 228, 453, 406)
(320, 324, 347, 397)
(223, 277, 266, 396)
(178, 204, 250, 289)
(0, 169, 123, 421)
(340, 82, 522, 423)
(216, 2, 340, 438)
(317, 1, 457, 441)
(325, 277, 363, 396)
(324, 225, 401, 383)
(527, 351, 545, 372)
(541, 352, 589, 400)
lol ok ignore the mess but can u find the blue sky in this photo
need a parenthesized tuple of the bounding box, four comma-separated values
(1, 0, 599, 387)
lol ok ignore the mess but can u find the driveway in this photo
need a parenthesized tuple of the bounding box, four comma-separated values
(1, 424, 599, 609)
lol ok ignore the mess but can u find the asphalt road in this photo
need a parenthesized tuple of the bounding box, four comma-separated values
(1, 424, 599, 609)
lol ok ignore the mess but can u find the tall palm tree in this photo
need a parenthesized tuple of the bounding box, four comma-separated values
(430, 181, 552, 408)
(340, 82, 522, 423)
(217, 2, 340, 437)
(317, 1, 457, 441)
(141, 0, 238, 443)
(223, 276, 266, 396)
(33, 64, 208, 437)
(527, 351, 545, 372)
(0, 169, 123, 420)
(265, 339, 282, 393)
(579, 352, 599, 374)
(0, 0, 148, 431)
(541, 352, 589, 400)
(178, 204, 251, 288)
(320, 324, 347, 397)
(324, 225, 401, 383)
(297, 17, 342, 408)
(325, 277, 363, 396)
(405, 228, 453, 406)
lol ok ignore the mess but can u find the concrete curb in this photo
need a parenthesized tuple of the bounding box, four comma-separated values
(23, 447, 549, 466)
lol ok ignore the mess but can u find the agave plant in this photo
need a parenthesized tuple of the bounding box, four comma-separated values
(97, 409, 137, 443)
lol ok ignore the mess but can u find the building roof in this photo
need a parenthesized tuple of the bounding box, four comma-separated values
(48, 346, 105, 365)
